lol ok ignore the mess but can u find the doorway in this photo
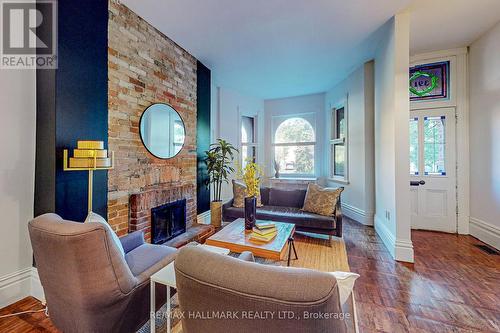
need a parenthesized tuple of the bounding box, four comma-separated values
(409, 107, 457, 233)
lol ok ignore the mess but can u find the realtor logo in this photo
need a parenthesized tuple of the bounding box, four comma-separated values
(1, 0, 57, 69)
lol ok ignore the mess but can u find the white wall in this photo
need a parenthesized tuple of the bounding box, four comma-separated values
(325, 62, 375, 225)
(214, 86, 264, 201)
(263, 93, 326, 179)
(0, 69, 36, 307)
(469, 21, 500, 249)
(374, 13, 414, 262)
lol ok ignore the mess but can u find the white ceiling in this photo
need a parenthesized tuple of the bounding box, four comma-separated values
(122, 0, 500, 99)
(409, 0, 500, 54)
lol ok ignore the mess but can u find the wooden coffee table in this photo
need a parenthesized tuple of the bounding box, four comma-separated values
(205, 218, 298, 265)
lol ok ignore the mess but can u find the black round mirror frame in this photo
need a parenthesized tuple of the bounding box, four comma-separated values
(138, 103, 186, 160)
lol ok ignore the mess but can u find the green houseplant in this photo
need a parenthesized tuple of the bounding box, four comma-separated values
(204, 139, 238, 227)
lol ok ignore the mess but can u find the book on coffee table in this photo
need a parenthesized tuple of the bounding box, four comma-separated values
(252, 226, 276, 236)
(255, 221, 276, 230)
(249, 230, 277, 243)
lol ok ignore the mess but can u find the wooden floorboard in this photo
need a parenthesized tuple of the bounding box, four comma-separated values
(1, 218, 499, 332)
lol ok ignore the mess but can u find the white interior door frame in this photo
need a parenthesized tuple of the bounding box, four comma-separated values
(410, 48, 469, 234)
(410, 107, 457, 232)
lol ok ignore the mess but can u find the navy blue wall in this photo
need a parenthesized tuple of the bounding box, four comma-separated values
(196, 61, 211, 214)
(35, 0, 108, 222)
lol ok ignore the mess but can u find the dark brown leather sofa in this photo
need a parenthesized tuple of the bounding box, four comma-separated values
(222, 187, 343, 238)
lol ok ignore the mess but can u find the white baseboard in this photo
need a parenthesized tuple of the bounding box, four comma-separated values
(394, 238, 414, 263)
(374, 214, 414, 263)
(197, 210, 211, 225)
(342, 203, 374, 226)
(470, 217, 500, 250)
(374, 214, 395, 257)
(0, 267, 45, 309)
(0, 267, 32, 308)
(30, 268, 45, 302)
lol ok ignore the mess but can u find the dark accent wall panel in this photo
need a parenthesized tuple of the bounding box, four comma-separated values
(196, 61, 211, 214)
(34, 69, 56, 217)
(35, 0, 108, 222)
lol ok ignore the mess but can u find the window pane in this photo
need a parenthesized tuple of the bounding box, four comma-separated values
(409, 118, 419, 175)
(275, 118, 315, 144)
(336, 107, 346, 139)
(275, 145, 314, 175)
(333, 144, 345, 177)
(241, 116, 254, 144)
(241, 145, 256, 169)
(424, 116, 446, 175)
(174, 121, 184, 144)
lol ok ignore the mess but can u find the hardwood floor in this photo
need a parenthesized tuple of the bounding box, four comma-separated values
(346, 220, 500, 333)
(0, 297, 56, 332)
(1, 218, 499, 332)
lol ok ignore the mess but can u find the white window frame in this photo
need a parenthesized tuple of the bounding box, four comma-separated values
(329, 97, 349, 183)
(272, 113, 316, 179)
(240, 114, 258, 166)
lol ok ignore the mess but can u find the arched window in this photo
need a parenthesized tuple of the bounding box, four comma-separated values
(273, 117, 315, 176)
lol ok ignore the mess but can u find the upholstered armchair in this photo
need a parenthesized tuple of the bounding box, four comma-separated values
(175, 246, 358, 333)
(28, 213, 177, 333)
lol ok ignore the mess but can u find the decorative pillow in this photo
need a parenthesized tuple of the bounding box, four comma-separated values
(232, 180, 263, 208)
(85, 212, 125, 257)
(302, 184, 343, 216)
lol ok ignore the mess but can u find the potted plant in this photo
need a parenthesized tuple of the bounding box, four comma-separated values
(240, 159, 263, 231)
(204, 139, 238, 227)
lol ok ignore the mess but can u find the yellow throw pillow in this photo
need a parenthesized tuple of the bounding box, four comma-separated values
(302, 184, 343, 216)
(232, 180, 263, 208)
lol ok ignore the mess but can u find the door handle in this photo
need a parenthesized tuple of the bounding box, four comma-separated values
(410, 180, 426, 186)
(419, 180, 425, 185)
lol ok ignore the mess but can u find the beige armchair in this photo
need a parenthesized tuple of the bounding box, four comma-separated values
(29, 213, 177, 333)
(174, 246, 357, 333)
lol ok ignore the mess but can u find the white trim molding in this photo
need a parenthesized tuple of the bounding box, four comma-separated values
(0, 267, 32, 308)
(375, 215, 414, 263)
(410, 47, 468, 62)
(342, 203, 373, 226)
(470, 217, 500, 250)
(0, 267, 46, 308)
(30, 268, 45, 302)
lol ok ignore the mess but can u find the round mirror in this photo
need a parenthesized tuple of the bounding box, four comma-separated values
(139, 103, 186, 159)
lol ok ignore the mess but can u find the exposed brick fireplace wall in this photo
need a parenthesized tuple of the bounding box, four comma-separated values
(107, 0, 197, 237)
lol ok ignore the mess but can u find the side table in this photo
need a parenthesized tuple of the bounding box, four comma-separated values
(150, 244, 230, 333)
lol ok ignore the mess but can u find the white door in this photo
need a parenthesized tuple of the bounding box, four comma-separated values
(409, 108, 457, 233)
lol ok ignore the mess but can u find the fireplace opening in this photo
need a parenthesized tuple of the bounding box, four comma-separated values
(151, 199, 187, 245)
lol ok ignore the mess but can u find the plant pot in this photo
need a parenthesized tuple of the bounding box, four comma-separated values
(244, 196, 257, 231)
(210, 201, 223, 227)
